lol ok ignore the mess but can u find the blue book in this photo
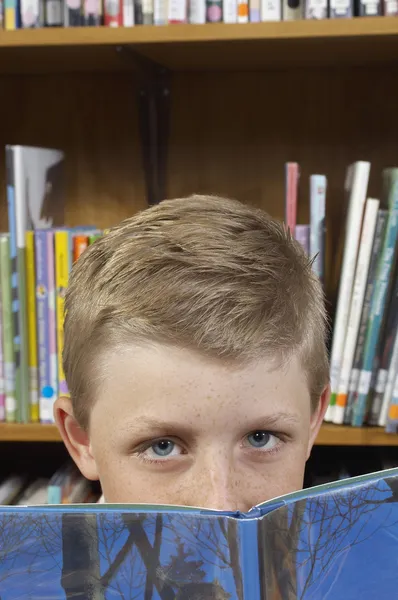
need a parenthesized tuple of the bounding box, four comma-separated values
(352, 169, 398, 427)
(1, 468, 398, 598)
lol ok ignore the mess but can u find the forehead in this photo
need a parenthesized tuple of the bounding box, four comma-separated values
(91, 343, 311, 424)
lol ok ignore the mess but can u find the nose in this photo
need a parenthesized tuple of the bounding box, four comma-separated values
(182, 455, 248, 513)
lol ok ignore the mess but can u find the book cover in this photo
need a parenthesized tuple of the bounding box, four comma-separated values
(2, 468, 398, 598)
(206, 0, 222, 21)
(6, 145, 65, 423)
(25, 230, 39, 422)
(352, 169, 398, 427)
(326, 161, 370, 422)
(0, 234, 16, 424)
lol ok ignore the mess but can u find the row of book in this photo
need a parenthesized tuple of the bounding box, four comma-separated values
(0, 462, 100, 505)
(2, 0, 397, 29)
(323, 163, 398, 431)
(0, 145, 108, 424)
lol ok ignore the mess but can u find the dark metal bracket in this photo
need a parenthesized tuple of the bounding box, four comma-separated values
(117, 46, 171, 206)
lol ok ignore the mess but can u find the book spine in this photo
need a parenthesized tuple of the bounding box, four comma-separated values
(357, 0, 381, 15)
(329, 0, 353, 15)
(4, 0, 20, 28)
(326, 161, 370, 422)
(344, 209, 388, 424)
(352, 173, 398, 427)
(55, 231, 70, 397)
(285, 162, 299, 238)
(47, 231, 58, 418)
(310, 174, 327, 283)
(25, 231, 39, 423)
(283, 0, 304, 19)
(305, 0, 327, 18)
(190, 0, 206, 22)
(378, 331, 398, 427)
(168, 0, 186, 21)
(73, 235, 89, 262)
(83, 0, 102, 24)
(261, 0, 281, 18)
(250, 0, 260, 21)
(206, 0, 222, 20)
(35, 231, 53, 424)
(64, 0, 82, 25)
(0, 235, 16, 423)
(45, 0, 63, 24)
(104, 0, 123, 24)
(333, 198, 379, 425)
(384, 0, 398, 13)
(123, 0, 135, 24)
(237, 0, 248, 20)
(20, 0, 42, 26)
(222, 0, 238, 23)
(134, 0, 143, 21)
(294, 225, 310, 255)
(0, 270, 4, 422)
(143, 0, 153, 22)
(368, 264, 398, 425)
(7, 145, 30, 423)
(385, 371, 398, 433)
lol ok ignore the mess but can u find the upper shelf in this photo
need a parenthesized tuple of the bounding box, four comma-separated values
(2, 17, 398, 74)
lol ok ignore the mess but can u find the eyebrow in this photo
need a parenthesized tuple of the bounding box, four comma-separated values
(118, 411, 301, 437)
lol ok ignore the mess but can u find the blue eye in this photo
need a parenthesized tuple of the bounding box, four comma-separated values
(152, 439, 175, 456)
(247, 431, 271, 448)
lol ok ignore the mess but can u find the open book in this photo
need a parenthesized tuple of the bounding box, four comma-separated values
(1, 467, 398, 599)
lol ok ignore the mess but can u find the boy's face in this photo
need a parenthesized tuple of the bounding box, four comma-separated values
(55, 345, 329, 512)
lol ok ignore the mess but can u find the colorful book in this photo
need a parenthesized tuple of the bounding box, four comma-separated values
(325, 161, 370, 422)
(351, 169, 398, 427)
(55, 230, 71, 398)
(6, 145, 64, 423)
(284, 162, 299, 238)
(0, 234, 16, 423)
(2, 468, 398, 598)
(294, 224, 310, 255)
(35, 230, 58, 424)
(309, 174, 327, 283)
(25, 231, 39, 422)
(333, 198, 379, 425)
(344, 209, 388, 424)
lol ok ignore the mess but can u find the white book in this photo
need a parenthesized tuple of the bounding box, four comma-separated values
(310, 174, 327, 281)
(261, 0, 281, 19)
(333, 198, 379, 425)
(154, 0, 168, 23)
(325, 161, 370, 421)
(190, 0, 206, 21)
(378, 336, 398, 426)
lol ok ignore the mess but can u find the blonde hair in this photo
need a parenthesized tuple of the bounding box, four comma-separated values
(64, 195, 329, 428)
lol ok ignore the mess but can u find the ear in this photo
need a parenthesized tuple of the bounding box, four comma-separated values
(53, 396, 100, 481)
(307, 383, 330, 459)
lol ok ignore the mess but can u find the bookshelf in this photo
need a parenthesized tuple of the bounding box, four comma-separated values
(1, 18, 398, 73)
(0, 18, 398, 484)
(1, 423, 398, 445)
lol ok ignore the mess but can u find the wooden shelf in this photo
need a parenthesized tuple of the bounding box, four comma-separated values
(1, 422, 398, 445)
(2, 18, 398, 74)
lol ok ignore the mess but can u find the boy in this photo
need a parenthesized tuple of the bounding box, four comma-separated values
(54, 194, 330, 511)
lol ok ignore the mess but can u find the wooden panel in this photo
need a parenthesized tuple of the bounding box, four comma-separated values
(0, 73, 147, 230)
(168, 66, 398, 303)
(3, 19, 398, 73)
